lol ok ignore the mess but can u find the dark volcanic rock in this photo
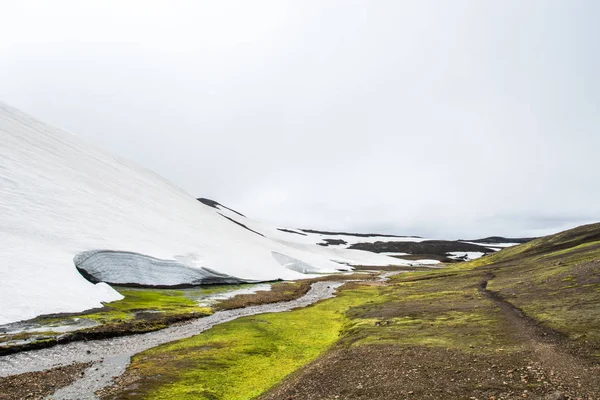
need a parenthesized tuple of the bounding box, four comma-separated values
(462, 236, 536, 244)
(218, 213, 265, 237)
(197, 198, 246, 217)
(300, 229, 420, 239)
(277, 228, 308, 236)
(349, 240, 495, 256)
(317, 239, 348, 247)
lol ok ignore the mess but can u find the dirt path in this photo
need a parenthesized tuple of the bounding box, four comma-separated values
(478, 275, 600, 398)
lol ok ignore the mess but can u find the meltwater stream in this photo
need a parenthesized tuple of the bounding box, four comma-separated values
(0, 281, 342, 400)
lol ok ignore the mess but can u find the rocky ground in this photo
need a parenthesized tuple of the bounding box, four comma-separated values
(261, 345, 597, 400)
(0, 363, 90, 400)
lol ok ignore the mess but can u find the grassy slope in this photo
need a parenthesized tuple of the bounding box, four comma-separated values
(462, 222, 600, 355)
(463, 222, 600, 268)
(259, 224, 600, 398)
(102, 269, 541, 400)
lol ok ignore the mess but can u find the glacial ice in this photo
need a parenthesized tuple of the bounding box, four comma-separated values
(74, 250, 247, 287)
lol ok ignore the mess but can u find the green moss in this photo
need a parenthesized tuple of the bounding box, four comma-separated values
(106, 272, 526, 399)
(78, 287, 212, 324)
(103, 286, 381, 400)
(482, 240, 600, 351)
(342, 272, 521, 354)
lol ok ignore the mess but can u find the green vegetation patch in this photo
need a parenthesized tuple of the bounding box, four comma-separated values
(486, 254, 600, 350)
(1, 287, 214, 353)
(342, 271, 521, 353)
(100, 285, 382, 400)
(462, 224, 600, 358)
(214, 281, 312, 310)
(82, 287, 212, 323)
(101, 270, 526, 400)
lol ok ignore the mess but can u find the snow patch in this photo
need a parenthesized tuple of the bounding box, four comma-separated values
(446, 251, 486, 261)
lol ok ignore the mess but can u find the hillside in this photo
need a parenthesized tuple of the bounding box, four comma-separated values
(465, 222, 600, 267)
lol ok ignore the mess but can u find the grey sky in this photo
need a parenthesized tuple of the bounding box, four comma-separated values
(1, 0, 599, 239)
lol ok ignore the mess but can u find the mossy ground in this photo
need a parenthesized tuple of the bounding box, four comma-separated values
(0, 274, 375, 354)
(100, 285, 381, 400)
(0, 286, 241, 351)
(342, 271, 520, 353)
(483, 241, 600, 354)
(214, 272, 375, 310)
(81, 287, 213, 323)
(100, 270, 526, 399)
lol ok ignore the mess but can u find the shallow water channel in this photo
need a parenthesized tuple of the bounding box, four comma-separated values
(0, 282, 273, 348)
(0, 281, 342, 400)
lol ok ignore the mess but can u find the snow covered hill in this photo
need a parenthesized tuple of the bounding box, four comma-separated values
(0, 103, 406, 325)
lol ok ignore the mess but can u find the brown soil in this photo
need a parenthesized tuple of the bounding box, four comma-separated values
(215, 273, 377, 310)
(260, 345, 598, 400)
(390, 254, 455, 262)
(0, 363, 90, 400)
(354, 265, 440, 272)
(349, 240, 494, 257)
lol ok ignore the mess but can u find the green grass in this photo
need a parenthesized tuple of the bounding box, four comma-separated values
(485, 249, 600, 347)
(462, 223, 600, 269)
(0, 287, 215, 351)
(342, 272, 521, 353)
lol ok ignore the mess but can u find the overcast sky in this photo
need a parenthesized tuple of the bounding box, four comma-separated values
(1, 1, 599, 239)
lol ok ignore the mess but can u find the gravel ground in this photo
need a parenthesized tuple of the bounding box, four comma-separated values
(0, 363, 90, 400)
(259, 345, 600, 400)
(0, 281, 342, 400)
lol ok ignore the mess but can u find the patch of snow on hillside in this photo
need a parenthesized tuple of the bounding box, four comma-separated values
(447, 251, 486, 261)
(412, 259, 442, 265)
(459, 241, 520, 249)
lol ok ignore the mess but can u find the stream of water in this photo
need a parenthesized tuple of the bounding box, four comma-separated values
(0, 281, 343, 400)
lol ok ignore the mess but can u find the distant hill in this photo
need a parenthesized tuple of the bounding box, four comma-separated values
(349, 240, 495, 257)
(461, 236, 536, 244)
(465, 222, 600, 267)
(300, 229, 421, 239)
